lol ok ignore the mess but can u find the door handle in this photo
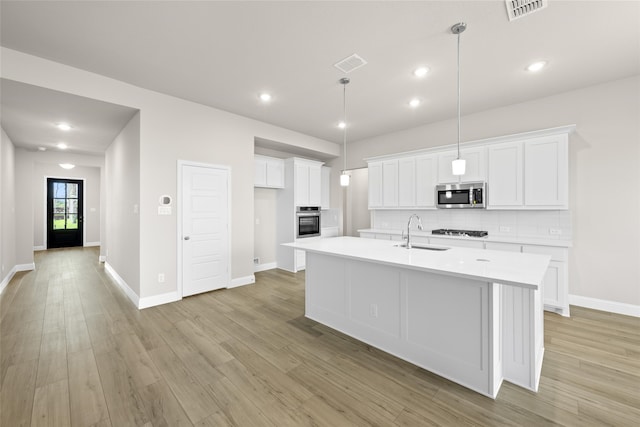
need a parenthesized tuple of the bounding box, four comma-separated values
(184, 236, 190, 241)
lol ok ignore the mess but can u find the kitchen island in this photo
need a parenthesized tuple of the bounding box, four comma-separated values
(284, 236, 551, 398)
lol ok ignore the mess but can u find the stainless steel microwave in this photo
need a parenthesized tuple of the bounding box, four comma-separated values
(436, 182, 486, 209)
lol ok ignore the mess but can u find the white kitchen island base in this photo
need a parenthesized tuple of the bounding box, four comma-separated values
(292, 238, 546, 399)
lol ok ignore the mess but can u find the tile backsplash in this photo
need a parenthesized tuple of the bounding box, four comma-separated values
(371, 209, 572, 240)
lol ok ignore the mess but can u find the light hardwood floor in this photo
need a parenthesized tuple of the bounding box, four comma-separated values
(1, 247, 638, 426)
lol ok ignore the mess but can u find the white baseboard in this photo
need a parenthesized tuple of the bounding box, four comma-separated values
(228, 275, 255, 289)
(254, 262, 277, 273)
(85, 241, 101, 247)
(16, 263, 35, 272)
(0, 266, 18, 294)
(98, 255, 106, 263)
(104, 262, 139, 308)
(569, 294, 640, 318)
(33, 245, 46, 251)
(139, 291, 181, 309)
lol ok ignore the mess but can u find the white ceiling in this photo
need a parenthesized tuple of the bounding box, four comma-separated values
(1, 79, 139, 155)
(1, 1, 639, 151)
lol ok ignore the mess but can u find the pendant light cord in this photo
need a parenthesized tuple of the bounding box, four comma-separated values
(456, 29, 461, 160)
(341, 77, 349, 172)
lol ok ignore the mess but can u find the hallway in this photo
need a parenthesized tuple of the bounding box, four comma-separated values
(1, 247, 639, 426)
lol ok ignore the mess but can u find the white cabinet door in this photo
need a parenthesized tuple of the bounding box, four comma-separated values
(266, 159, 284, 188)
(321, 166, 331, 209)
(488, 141, 523, 208)
(416, 154, 438, 208)
(254, 157, 267, 187)
(524, 135, 568, 208)
(485, 242, 522, 252)
(309, 165, 322, 206)
(368, 162, 383, 208)
(438, 148, 486, 184)
(383, 160, 399, 207)
(295, 164, 309, 206)
(398, 157, 416, 207)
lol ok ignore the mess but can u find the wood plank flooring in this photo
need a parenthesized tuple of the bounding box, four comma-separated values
(1, 247, 638, 426)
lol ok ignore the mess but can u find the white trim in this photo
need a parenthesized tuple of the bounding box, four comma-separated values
(364, 124, 576, 163)
(104, 262, 139, 308)
(33, 245, 46, 251)
(0, 266, 18, 294)
(98, 255, 106, 263)
(139, 291, 181, 309)
(569, 294, 640, 318)
(228, 275, 255, 289)
(84, 241, 101, 247)
(16, 263, 36, 272)
(254, 262, 277, 273)
(177, 160, 232, 298)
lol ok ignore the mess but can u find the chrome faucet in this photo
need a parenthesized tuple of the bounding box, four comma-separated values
(404, 214, 423, 249)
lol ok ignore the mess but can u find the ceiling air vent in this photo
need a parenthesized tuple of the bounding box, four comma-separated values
(505, 0, 548, 21)
(334, 54, 367, 74)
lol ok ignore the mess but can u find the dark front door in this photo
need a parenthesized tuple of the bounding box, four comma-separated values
(47, 178, 83, 249)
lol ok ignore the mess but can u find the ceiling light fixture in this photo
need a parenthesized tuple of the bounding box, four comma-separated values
(59, 163, 75, 170)
(37, 147, 47, 152)
(409, 98, 421, 108)
(451, 22, 467, 176)
(414, 67, 429, 77)
(338, 121, 346, 129)
(526, 61, 547, 72)
(259, 93, 272, 102)
(57, 142, 68, 150)
(339, 77, 350, 187)
(56, 122, 72, 131)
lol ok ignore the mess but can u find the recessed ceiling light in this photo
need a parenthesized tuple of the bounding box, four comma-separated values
(37, 147, 47, 151)
(338, 121, 346, 129)
(526, 61, 547, 72)
(59, 163, 75, 170)
(56, 122, 72, 131)
(57, 142, 68, 150)
(259, 93, 272, 102)
(409, 98, 421, 108)
(414, 67, 429, 77)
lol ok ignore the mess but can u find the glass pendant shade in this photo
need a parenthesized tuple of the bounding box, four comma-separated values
(340, 172, 350, 187)
(451, 158, 466, 176)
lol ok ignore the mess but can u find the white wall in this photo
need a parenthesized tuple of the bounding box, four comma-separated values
(0, 128, 17, 289)
(1, 47, 339, 301)
(253, 188, 278, 268)
(105, 112, 140, 295)
(345, 76, 640, 307)
(32, 162, 101, 249)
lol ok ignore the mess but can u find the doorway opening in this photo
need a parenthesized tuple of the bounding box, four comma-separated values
(47, 178, 84, 248)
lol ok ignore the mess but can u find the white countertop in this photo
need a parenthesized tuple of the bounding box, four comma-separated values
(358, 228, 572, 248)
(284, 236, 550, 289)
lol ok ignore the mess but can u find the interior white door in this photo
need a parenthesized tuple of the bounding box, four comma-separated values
(182, 164, 229, 297)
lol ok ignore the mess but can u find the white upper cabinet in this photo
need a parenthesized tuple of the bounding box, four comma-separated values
(254, 155, 284, 188)
(368, 162, 383, 208)
(382, 160, 399, 207)
(321, 166, 331, 210)
(398, 158, 415, 207)
(293, 159, 323, 206)
(487, 141, 524, 207)
(437, 147, 486, 184)
(524, 135, 568, 209)
(415, 154, 438, 208)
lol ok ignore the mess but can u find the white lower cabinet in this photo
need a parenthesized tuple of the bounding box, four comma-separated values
(295, 249, 306, 270)
(359, 231, 570, 316)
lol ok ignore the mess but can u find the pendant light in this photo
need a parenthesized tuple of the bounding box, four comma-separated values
(339, 77, 351, 186)
(451, 22, 467, 176)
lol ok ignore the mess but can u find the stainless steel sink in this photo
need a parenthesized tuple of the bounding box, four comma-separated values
(394, 243, 450, 251)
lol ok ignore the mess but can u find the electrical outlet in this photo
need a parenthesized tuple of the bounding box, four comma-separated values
(499, 226, 511, 233)
(369, 303, 378, 318)
(549, 228, 562, 235)
(158, 273, 165, 283)
(253, 257, 260, 265)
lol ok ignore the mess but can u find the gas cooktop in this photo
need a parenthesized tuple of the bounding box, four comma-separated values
(432, 229, 488, 238)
